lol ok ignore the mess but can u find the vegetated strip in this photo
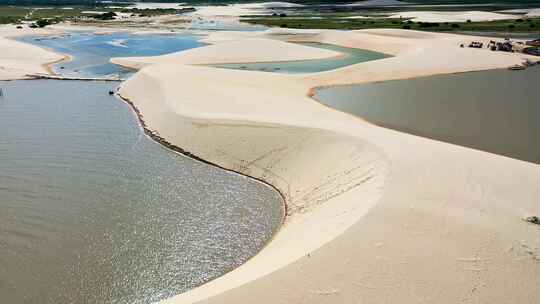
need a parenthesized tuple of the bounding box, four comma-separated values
(242, 16, 540, 32)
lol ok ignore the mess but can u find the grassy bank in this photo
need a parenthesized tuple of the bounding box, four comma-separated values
(0, 6, 29, 24)
(242, 16, 540, 32)
(0, 6, 91, 24)
(0, 5, 193, 24)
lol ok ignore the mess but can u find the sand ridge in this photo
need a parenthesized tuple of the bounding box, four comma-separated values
(0, 25, 66, 80)
(113, 29, 540, 303)
(387, 10, 521, 23)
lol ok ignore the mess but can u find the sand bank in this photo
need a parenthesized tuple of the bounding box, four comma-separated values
(499, 8, 540, 18)
(190, 2, 302, 18)
(112, 37, 342, 69)
(113, 29, 540, 303)
(0, 25, 66, 80)
(345, 0, 407, 7)
(388, 11, 521, 23)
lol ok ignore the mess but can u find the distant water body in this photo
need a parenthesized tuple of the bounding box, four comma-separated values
(211, 42, 388, 73)
(0, 80, 284, 304)
(19, 31, 203, 78)
(2, 32, 284, 303)
(316, 66, 540, 164)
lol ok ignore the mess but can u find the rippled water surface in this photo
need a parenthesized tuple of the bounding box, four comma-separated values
(211, 42, 388, 73)
(316, 66, 540, 164)
(0, 79, 283, 304)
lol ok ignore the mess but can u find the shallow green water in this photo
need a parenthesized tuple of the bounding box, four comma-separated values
(210, 42, 388, 74)
(316, 66, 540, 164)
(0, 80, 283, 304)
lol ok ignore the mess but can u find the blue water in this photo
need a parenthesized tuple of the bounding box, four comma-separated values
(20, 32, 203, 78)
(3, 31, 284, 304)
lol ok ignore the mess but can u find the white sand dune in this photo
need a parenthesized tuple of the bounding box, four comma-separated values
(499, 8, 540, 17)
(346, 0, 408, 7)
(256, 2, 305, 8)
(0, 26, 65, 80)
(191, 2, 302, 18)
(526, 8, 540, 18)
(2, 22, 539, 303)
(389, 11, 521, 23)
(112, 37, 342, 69)
(191, 5, 261, 17)
(81, 10, 107, 15)
(342, 15, 371, 19)
(112, 29, 540, 303)
(131, 2, 187, 10)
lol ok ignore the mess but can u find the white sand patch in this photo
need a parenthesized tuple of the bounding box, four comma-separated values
(0, 26, 65, 80)
(499, 8, 540, 17)
(81, 11, 107, 15)
(346, 0, 408, 7)
(192, 5, 261, 17)
(112, 37, 342, 69)
(114, 29, 540, 304)
(526, 8, 540, 17)
(131, 2, 187, 10)
(192, 2, 302, 18)
(343, 15, 371, 19)
(389, 11, 522, 23)
(115, 12, 132, 19)
(255, 2, 305, 8)
(106, 38, 128, 48)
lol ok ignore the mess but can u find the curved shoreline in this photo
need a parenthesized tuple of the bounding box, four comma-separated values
(1, 26, 292, 302)
(113, 28, 540, 304)
(3, 25, 540, 303)
(41, 54, 72, 76)
(115, 91, 289, 222)
(113, 90, 291, 295)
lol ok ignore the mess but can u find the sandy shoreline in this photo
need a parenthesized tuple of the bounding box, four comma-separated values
(0, 26, 65, 80)
(116, 92, 289, 220)
(0, 23, 177, 80)
(2, 24, 539, 303)
(113, 28, 540, 303)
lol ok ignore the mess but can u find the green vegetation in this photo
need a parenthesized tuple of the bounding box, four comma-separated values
(93, 11, 117, 20)
(0, 6, 89, 24)
(35, 18, 52, 27)
(31, 8, 86, 19)
(242, 16, 540, 32)
(0, 5, 194, 25)
(0, 0, 539, 6)
(0, 6, 30, 24)
(0, 6, 29, 17)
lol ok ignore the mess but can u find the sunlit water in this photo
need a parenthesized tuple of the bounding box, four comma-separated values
(210, 42, 388, 73)
(0, 80, 283, 304)
(19, 31, 203, 78)
(316, 66, 540, 164)
(2, 32, 284, 303)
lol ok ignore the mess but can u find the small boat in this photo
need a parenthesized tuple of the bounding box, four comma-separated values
(508, 64, 526, 71)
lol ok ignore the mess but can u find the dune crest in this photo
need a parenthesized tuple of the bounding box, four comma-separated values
(113, 29, 540, 303)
